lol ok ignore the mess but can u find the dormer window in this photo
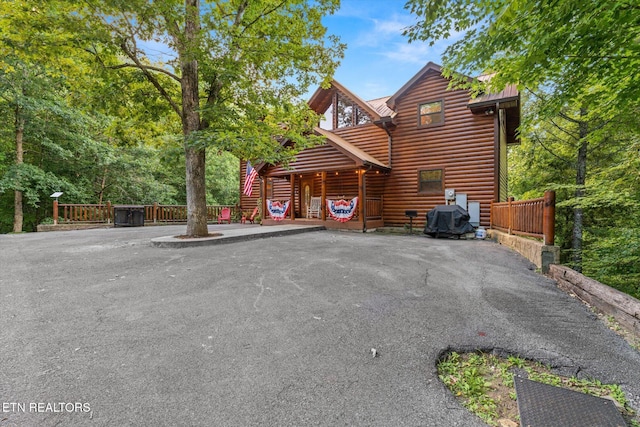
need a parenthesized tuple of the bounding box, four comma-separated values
(418, 100, 444, 128)
(322, 92, 372, 130)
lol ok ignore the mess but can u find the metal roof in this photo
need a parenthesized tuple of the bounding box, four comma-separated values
(366, 96, 395, 118)
(468, 84, 519, 108)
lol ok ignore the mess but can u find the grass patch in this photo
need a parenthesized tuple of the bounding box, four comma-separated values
(437, 351, 640, 426)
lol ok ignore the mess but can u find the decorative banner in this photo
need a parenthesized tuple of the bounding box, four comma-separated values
(326, 197, 358, 222)
(266, 199, 290, 221)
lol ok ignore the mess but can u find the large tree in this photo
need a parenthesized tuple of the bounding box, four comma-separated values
(50, 0, 344, 236)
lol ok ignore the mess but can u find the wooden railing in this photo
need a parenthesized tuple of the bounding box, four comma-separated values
(365, 196, 383, 220)
(54, 201, 241, 225)
(58, 203, 113, 223)
(490, 190, 555, 245)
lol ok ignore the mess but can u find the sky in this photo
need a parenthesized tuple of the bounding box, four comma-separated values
(139, 1, 455, 102)
(319, 0, 454, 101)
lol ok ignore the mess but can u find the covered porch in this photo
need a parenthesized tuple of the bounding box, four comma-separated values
(258, 127, 390, 231)
(260, 169, 386, 231)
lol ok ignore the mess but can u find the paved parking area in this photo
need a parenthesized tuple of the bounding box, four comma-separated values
(1, 225, 639, 426)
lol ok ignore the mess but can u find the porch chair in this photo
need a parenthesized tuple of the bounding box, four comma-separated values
(241, 206, 259, 224)
(307, 197, 322, 218)
(217, 207, 231, 224)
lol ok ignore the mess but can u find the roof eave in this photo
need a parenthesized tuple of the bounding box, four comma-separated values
(468, 95, 520, 113)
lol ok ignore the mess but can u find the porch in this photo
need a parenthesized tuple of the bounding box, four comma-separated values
(259, 169, 386, 232)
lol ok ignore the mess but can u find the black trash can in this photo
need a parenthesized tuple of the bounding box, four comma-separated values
(114, 205, 145, 227)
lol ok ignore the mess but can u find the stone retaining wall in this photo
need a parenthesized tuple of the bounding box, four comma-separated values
(489, 229, 560, 273)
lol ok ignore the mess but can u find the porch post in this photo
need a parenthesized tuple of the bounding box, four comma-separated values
(52, 200, 59, 225)
(507, 196, 514, 235)
(290, 173, 295, 221)
(358, 169, 365, 231)
(261, 177, 267, 224)
(320, 171, 327, 221)
(543, 190, 556, 246)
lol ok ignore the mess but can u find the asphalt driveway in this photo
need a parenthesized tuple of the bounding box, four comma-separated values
(1, 226, 639, 426)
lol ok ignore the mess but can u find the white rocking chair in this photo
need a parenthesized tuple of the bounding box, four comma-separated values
(307, 197, 322, 218)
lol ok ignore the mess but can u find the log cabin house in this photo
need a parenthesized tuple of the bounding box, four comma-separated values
(239, 62, 520, 231)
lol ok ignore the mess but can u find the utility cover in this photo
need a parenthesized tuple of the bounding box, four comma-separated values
(514, 377, 626, 427)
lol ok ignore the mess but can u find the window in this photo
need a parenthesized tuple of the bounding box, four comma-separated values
(418, 100, 444, 127)
(336, 95, 354, 128)
(418, 169, 444, 194)
(321, 92, 373, 130)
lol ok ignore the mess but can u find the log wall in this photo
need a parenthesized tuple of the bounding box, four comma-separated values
(383, 70, 496, 227)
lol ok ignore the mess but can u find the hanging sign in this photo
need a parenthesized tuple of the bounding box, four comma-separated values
(266, 199, 290, 221)
(326, 197, 358, 222)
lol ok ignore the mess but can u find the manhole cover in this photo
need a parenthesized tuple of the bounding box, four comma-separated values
(514, 377, 626, 427)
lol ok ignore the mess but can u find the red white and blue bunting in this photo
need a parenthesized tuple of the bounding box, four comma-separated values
(326, 197, 358, 222)
(266, 199, 290, 221)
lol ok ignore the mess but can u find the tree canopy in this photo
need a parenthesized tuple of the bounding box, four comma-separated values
(56, 0, 345, 236)
(404, 0, 640, 114)
(0, 0, 345, 236)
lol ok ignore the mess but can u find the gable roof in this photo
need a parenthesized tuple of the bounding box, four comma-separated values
(385, 61, 519, 113)
(308, 80, 385, 121)
(386, 62, 443, 110)
(313, 127, 390, 171)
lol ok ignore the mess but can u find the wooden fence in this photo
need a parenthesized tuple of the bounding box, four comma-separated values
(490, 190, 555, 245)
(53, 201, 242, 225)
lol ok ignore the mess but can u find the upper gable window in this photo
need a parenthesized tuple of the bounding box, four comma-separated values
(321, 92, 372, 130)
(418, 100, 444, 128)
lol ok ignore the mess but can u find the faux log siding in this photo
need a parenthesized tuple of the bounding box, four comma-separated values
(269, 172, 380, 200)
(267, 143, 355, 175)
(239, 161, 261, 210)
(266, 123, 388, 176)
(332, 123, 389, 165)
(385, 71, 496, 227)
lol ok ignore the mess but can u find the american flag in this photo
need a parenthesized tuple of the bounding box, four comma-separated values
(243, 161, 258, 197)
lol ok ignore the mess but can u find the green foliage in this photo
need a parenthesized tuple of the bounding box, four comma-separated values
(404, 0, 640, 117)
(28, 0, 346, 235)
(206, 151, 240, 206)
(438, 352, 498, 424)
(509, 105, 640, 297)
(0, 54, 187, 232)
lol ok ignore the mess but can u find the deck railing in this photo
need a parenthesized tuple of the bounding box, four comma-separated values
(59, 203, 113, 223)
(490, 190, 555, 245)
(53, 201, 241, 225)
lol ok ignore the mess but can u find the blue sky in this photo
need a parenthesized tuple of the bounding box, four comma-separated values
(320, 0, 453, 101)
(139, 1, 454, 102)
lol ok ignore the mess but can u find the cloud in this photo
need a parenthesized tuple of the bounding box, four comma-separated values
(353, 13, 417, 48)
(380, 41, 434, 65)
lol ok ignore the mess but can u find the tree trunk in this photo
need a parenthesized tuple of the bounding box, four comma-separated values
(181, 0, 208, 237)
(572, 110, 589, 272)
(13, 107, 24, 233)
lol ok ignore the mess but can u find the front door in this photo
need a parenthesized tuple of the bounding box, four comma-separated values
(300, 179, 314, 218)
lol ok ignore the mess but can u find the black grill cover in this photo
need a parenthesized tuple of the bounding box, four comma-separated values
(424, 205, 475, 237)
